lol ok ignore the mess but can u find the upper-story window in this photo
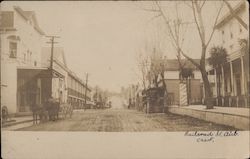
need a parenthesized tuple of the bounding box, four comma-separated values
(27, 50, 32, 61)
(23, 53, 26, 61)
(9, 42, 17, 58)
(239, 26, 242, 33)
(230, 32, 233, 39)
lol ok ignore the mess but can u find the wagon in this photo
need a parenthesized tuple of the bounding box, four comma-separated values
(60, 103, 73, 119)
(30, 100, 73, 124)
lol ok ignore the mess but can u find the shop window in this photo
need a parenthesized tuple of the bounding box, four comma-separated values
(9, 42, 17, 58)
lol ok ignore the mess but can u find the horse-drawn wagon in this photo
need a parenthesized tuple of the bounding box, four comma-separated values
(31, 97, 73, 124)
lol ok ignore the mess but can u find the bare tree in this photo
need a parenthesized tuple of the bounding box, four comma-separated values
(144, 0, 224, 109)
(136, 49, 150, 90)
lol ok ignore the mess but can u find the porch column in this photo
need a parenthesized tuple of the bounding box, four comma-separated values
(214, 68, 218, 105)
(221, 65, 225, 105)
(229, 61, 234, 107)
(230, 61, 234, 96)
(240, 56, 245, 95)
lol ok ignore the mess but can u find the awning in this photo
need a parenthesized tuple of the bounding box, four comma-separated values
(17, 68, 64, 79)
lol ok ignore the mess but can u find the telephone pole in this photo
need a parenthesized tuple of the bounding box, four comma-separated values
(84, 73, 89, 107)
(46, 35, 60, 97)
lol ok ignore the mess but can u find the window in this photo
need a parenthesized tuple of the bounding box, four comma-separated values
(29, 51, 32, 61)
(230, 44, 234, 50)
(9, 42, 17, 58)
(239, 27, 242, 33)
(221, 30, 224, 35)
(230, 32, 233, 39)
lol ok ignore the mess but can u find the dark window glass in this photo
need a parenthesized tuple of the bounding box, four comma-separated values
(9, 42, 17, 58)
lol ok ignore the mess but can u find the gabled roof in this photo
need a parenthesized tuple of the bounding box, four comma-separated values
(13, 6, 45, 35)
(163, 59, 200, 71)
(215, 1, 246, 29)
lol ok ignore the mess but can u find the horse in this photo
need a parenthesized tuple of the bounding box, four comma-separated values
(30, 104, 47, 124)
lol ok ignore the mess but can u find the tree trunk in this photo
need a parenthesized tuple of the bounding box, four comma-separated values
(160, 72, 168, 112)
(200, 67, 213, 109)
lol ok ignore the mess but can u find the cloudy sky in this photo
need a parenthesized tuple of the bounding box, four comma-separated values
(1, 1, 234, 92)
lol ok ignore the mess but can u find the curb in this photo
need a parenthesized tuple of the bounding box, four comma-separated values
(2, 119, 34, 128)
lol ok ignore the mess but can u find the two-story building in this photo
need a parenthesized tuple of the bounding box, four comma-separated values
(1, 6, 92, 115)
(67, 71, 91, 109)
(207, 1, 249, 107)
(41, 47, 92, 109)
(41, 47, 68, 104)
(166, 59, 202, 105)
(154, 59, 203, 106)
(1, 6, 46, 114)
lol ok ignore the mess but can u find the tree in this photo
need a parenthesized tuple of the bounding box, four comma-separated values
(143, 0, 224, 109)
(180, 67, 194, 80)
(136, 52, 150, 90)
(208, 46, 228, 97)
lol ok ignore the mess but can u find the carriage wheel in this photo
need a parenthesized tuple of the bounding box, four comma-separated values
(69, 107, 73, 118)
(62, 107, 66, 119)
(1, 106, 9, 123)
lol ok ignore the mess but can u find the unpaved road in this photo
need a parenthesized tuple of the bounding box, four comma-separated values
(17, 108, 235, 131)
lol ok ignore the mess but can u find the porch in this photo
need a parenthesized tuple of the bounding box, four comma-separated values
(16, 68, 64, 113)
(207, 52, 249, 108)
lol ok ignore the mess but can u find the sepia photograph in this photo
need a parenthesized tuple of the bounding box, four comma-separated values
(1, 0, 249, 158)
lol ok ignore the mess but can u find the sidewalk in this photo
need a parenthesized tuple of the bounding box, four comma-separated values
(179, 105, 250, 117)
(168, 105, 250, 130)
(2, 115, 34, 129)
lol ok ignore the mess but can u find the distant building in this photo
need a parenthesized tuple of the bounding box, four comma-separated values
(67, 71, 91, 109)
(1, 6, 45, 114)
(207, 1, 249, 107)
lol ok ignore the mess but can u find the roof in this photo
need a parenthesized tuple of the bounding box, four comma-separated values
(162, 59, 200, 71)
(13, 6, 45, 35)
(41, 47, 67, 68)
(0, 11, 14, 28)
(215, 1, 246, 29)
(41, 47, 91, 91)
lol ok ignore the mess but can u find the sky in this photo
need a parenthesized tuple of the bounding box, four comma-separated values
(1, 1, 237, 92)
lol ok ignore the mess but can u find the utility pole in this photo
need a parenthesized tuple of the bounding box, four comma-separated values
(84, 73, 89, 107)
(95, 86, 98, 103)
(46, 35, 60, 97)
